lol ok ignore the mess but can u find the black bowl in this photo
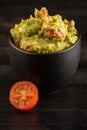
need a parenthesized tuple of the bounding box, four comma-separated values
(8, 34, 81, 94)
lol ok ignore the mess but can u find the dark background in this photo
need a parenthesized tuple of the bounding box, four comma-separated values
(0, 0, 87, 130)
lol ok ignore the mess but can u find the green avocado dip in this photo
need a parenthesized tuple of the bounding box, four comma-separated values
(10, 7, 78, 53)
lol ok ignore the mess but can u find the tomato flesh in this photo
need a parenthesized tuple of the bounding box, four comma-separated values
(46, 29, 63, 38)
(9, 81, 38, 111)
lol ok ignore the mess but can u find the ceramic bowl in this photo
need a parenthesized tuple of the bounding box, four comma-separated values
(9, 33, 81, 94)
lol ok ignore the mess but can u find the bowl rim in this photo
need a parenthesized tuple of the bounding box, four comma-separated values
(9, 32, 81, 56)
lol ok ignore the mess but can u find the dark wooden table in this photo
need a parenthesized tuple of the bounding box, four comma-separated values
(0, 1, 87, 129)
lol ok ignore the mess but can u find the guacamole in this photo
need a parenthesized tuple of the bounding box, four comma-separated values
(10, 7, 78, 53)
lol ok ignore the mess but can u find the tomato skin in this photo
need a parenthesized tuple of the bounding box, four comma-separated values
(9, 81, 38, 111)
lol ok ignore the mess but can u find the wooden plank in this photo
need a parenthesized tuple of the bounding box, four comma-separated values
(71, 69, 87, 85)
(0, 35, 9, 46)
(0, 47, 9, 65)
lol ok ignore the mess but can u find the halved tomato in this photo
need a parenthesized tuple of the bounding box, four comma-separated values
(9, 81, 38, 111)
